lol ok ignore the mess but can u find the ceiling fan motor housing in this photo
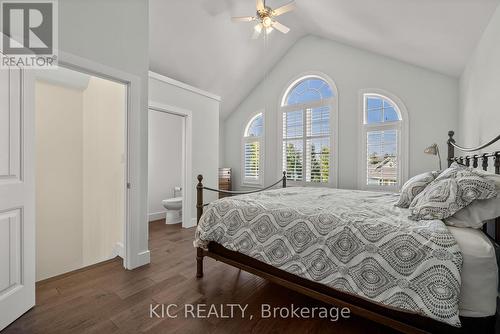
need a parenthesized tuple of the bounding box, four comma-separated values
(257, 6, 273, 20)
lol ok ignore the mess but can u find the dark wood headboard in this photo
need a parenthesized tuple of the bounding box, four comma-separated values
(447, 130, 500, 243)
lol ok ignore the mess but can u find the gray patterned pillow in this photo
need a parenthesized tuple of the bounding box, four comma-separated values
(395, 171, 440, 208)
(434, 162, 465, 181)
(409, 168, 497, 221)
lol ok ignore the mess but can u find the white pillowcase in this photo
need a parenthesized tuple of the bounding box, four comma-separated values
(444, 170, 500, 228)
(445, 196, 500, 228)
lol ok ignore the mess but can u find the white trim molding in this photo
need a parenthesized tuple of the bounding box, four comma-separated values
(148, 102, 194, 229)
(149, 71, 221, 102)
(56, 51, 148, 271)
(131, 250, 151, 269)
(357, 88, 409, 192)
(112, 242, 125, 259)
(148, 211, 166, 222)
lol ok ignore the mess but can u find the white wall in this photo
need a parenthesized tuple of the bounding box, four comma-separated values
(148, 111, 183, 221)
(223, 35, 459, 190)
(59, 0, 149, 267)
(82, 77, 126, 266)
(35, 81, 84, 281)
(35, 75, 126, 280)
(149, 75, 220, 227)
(459, 5, 500, 151)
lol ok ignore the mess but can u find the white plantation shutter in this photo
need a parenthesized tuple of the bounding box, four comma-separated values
(282, 110, 304, 181)
(244, 141, 260, 180)
(242, 113, 264, 185)
(366, 130, 398, 186)
(282, 106, 332, 183)
(306, 107, 330, 182)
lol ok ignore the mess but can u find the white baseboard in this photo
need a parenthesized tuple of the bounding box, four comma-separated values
(166, 218, 182, 225)
(149, 211, 166, 222)
(112, 242, 124, 258)
(127, 250, 151, 269)
(183, 218, 197, 229)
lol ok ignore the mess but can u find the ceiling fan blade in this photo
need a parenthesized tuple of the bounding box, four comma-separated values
(271, 20, 290, 34)
(256, 0, 265, 11)
(272, 1, 296, 16)
(231, 16, 256, 22)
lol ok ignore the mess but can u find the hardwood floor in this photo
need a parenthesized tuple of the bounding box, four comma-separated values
(3, 220, 396, 334)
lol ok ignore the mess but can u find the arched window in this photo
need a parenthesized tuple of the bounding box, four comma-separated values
(280, 75, 337, 185)
(242, 112, 264, 185)
(360, 91, 408, 190)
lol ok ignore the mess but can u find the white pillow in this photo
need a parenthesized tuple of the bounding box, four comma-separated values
(444, 170, 500, 228)
(445, 196, 500, 228)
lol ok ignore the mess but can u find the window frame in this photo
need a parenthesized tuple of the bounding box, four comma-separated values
(358, 89, 409, 192)
(241, 111, 265, 187)
(278, 73, 339, 188)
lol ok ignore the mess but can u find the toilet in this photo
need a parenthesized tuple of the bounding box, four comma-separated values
(162, 187, 182, 224)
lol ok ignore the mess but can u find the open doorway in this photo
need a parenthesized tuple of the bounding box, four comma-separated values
(34, 66, 127, 281)
(148, 109, 185, 228)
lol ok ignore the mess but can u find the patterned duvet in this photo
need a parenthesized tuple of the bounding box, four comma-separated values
(194, 187, 463, 326)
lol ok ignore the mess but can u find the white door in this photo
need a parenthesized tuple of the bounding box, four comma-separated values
(0, 64, 35, 330)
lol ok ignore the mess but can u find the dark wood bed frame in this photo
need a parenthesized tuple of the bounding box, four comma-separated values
(195, 130, 500, 334)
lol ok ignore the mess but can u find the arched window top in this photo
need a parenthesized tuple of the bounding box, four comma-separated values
(364, 94, 402, 125)
(244, 113, 263, 137)
(282, 76, 334, 106)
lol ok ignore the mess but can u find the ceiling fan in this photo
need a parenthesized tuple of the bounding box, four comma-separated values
(232, 0, 296, 39)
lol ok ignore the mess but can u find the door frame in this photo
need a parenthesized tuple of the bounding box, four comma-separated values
(48, 51, 148, 270)
(148, 102, 193, 228)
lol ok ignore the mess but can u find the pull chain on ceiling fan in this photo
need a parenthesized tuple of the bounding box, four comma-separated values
(232, 0, 296, 39)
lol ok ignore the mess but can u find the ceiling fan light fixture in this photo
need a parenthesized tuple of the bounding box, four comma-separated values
(262, 16, 272, 28)
(265, 26, 273, 34)
(254, 24, 263, 33)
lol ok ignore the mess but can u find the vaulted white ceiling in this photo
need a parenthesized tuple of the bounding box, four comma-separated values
(149, 0, 500, 118)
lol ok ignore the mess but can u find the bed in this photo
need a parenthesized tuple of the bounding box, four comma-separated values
(194, 130, 500, 333)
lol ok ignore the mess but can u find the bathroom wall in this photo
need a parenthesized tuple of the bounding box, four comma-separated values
(148, 110, 183, 221)
(149, 74, 220, 227)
